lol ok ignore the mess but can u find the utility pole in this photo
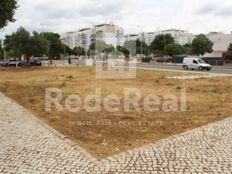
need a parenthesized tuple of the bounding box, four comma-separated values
(163, 34, 166, 52)
(40, 23, 46, 33)
(3, 48, 6, 62)
(138, 26, 144, 56)
(40, 23, 46, 62)
(0, 39, 7, 62)
(116, 29, 120, 47)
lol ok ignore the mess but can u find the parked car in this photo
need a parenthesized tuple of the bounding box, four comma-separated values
(183, 57, 212, 71)
(0, 58, 17, 67)
(156, 57, 172, 63)
(0, 57, 42, 67)
(29, 57, 42, 66)
(18, 60, 27, 67)
(18, 57, 42, 67)
(141, 57, 152, 63)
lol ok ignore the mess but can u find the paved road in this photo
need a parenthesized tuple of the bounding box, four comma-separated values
(0, 92, 232, 173)
(43, 59, 232, 75)
(71, 59, 232, 75)
(137, 63, 232, 75)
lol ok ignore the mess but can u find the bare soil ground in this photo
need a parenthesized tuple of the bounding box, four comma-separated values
(0, 67, 231, 158)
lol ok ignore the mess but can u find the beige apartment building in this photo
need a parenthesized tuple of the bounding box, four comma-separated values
(204, 32, 232, 57)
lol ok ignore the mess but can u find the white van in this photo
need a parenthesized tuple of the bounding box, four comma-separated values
(183, 57, 212, 71)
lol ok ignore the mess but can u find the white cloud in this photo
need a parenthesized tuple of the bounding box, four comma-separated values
(1, 0, 232, 39)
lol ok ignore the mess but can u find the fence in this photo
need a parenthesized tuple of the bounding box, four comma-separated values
(203, 59, 232, 66)
(223, 60, 232, 66)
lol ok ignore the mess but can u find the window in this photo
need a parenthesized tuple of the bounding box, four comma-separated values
(198, 59, 205, 64)
(193, 60, 198, 64)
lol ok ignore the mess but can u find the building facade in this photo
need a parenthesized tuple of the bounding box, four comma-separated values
(125, 29, 194, 46)
(61, 26, 195, 52)
(204, 32, 232, 57)
(60, 31, 77, 49)
(61, 24, 124, 51)
(156, 29, 194, 46)
(124, 34, 139, 43)
(142, 32, 157, 45)
(93, 24, 124, 47)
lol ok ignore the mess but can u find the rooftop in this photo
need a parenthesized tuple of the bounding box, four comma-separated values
(79, 28, 91, 32)
(95, 23, 115, 27)
(160, 29, 186, 32)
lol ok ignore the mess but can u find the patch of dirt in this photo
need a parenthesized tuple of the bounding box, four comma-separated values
(0, 67, 231, 158)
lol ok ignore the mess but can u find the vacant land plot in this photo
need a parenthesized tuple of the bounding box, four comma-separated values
(0, 67, 231, 158)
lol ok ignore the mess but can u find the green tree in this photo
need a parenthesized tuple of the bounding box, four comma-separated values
(136, 39, 149, 55)
(228, 43, 232, 57)
(88, 43, 95, 51)
(183, 43, 193, 55)
(117, 45, 130, 57)
(150, 34, 175, 54)
(6, 49, 15, 57)
(0, 41, 3, 59)
(104, 45, 115, 54)
(4, 27, 31, 57)
(29, 32, 49, 56)
(4, 27, 49, 57)
(124, 40, 136, 56)
(192, 34, 213, 56)
(63, 44, 72, 56)
(0, 0, 18, 28)
(89, 40, 107, 53)
(165, 43, 185, 57)
(73, 46, 85, 56)
(40, 32, 64, 58)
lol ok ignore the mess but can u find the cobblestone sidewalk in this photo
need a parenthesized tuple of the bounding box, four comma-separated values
(0, 92, 231, 174)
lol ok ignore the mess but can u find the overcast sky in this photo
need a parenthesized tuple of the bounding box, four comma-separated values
(1, 0, 232, 39)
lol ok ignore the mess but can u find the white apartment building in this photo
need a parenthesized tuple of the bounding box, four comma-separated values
(61, 27, 194, 52)
(142, 32, 158, 45)
(125, 29, 194, 46)
(93, 24, 124, 47)
(60, 28, 93, 51)
(60, 31, 77, 49)
(77, 28, 93, 51)
(124, 34, 139, 43)
(157, 29, 194, 45)
(133, 29, 194, 46)
(61, 24, 124, 51)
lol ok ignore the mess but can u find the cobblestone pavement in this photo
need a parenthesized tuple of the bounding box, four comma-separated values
(0, 92, 232, 174)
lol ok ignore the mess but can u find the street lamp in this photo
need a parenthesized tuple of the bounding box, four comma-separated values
(40, 23, 46, 33)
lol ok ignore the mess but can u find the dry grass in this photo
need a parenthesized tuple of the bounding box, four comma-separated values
(0, 67, 231, 158)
